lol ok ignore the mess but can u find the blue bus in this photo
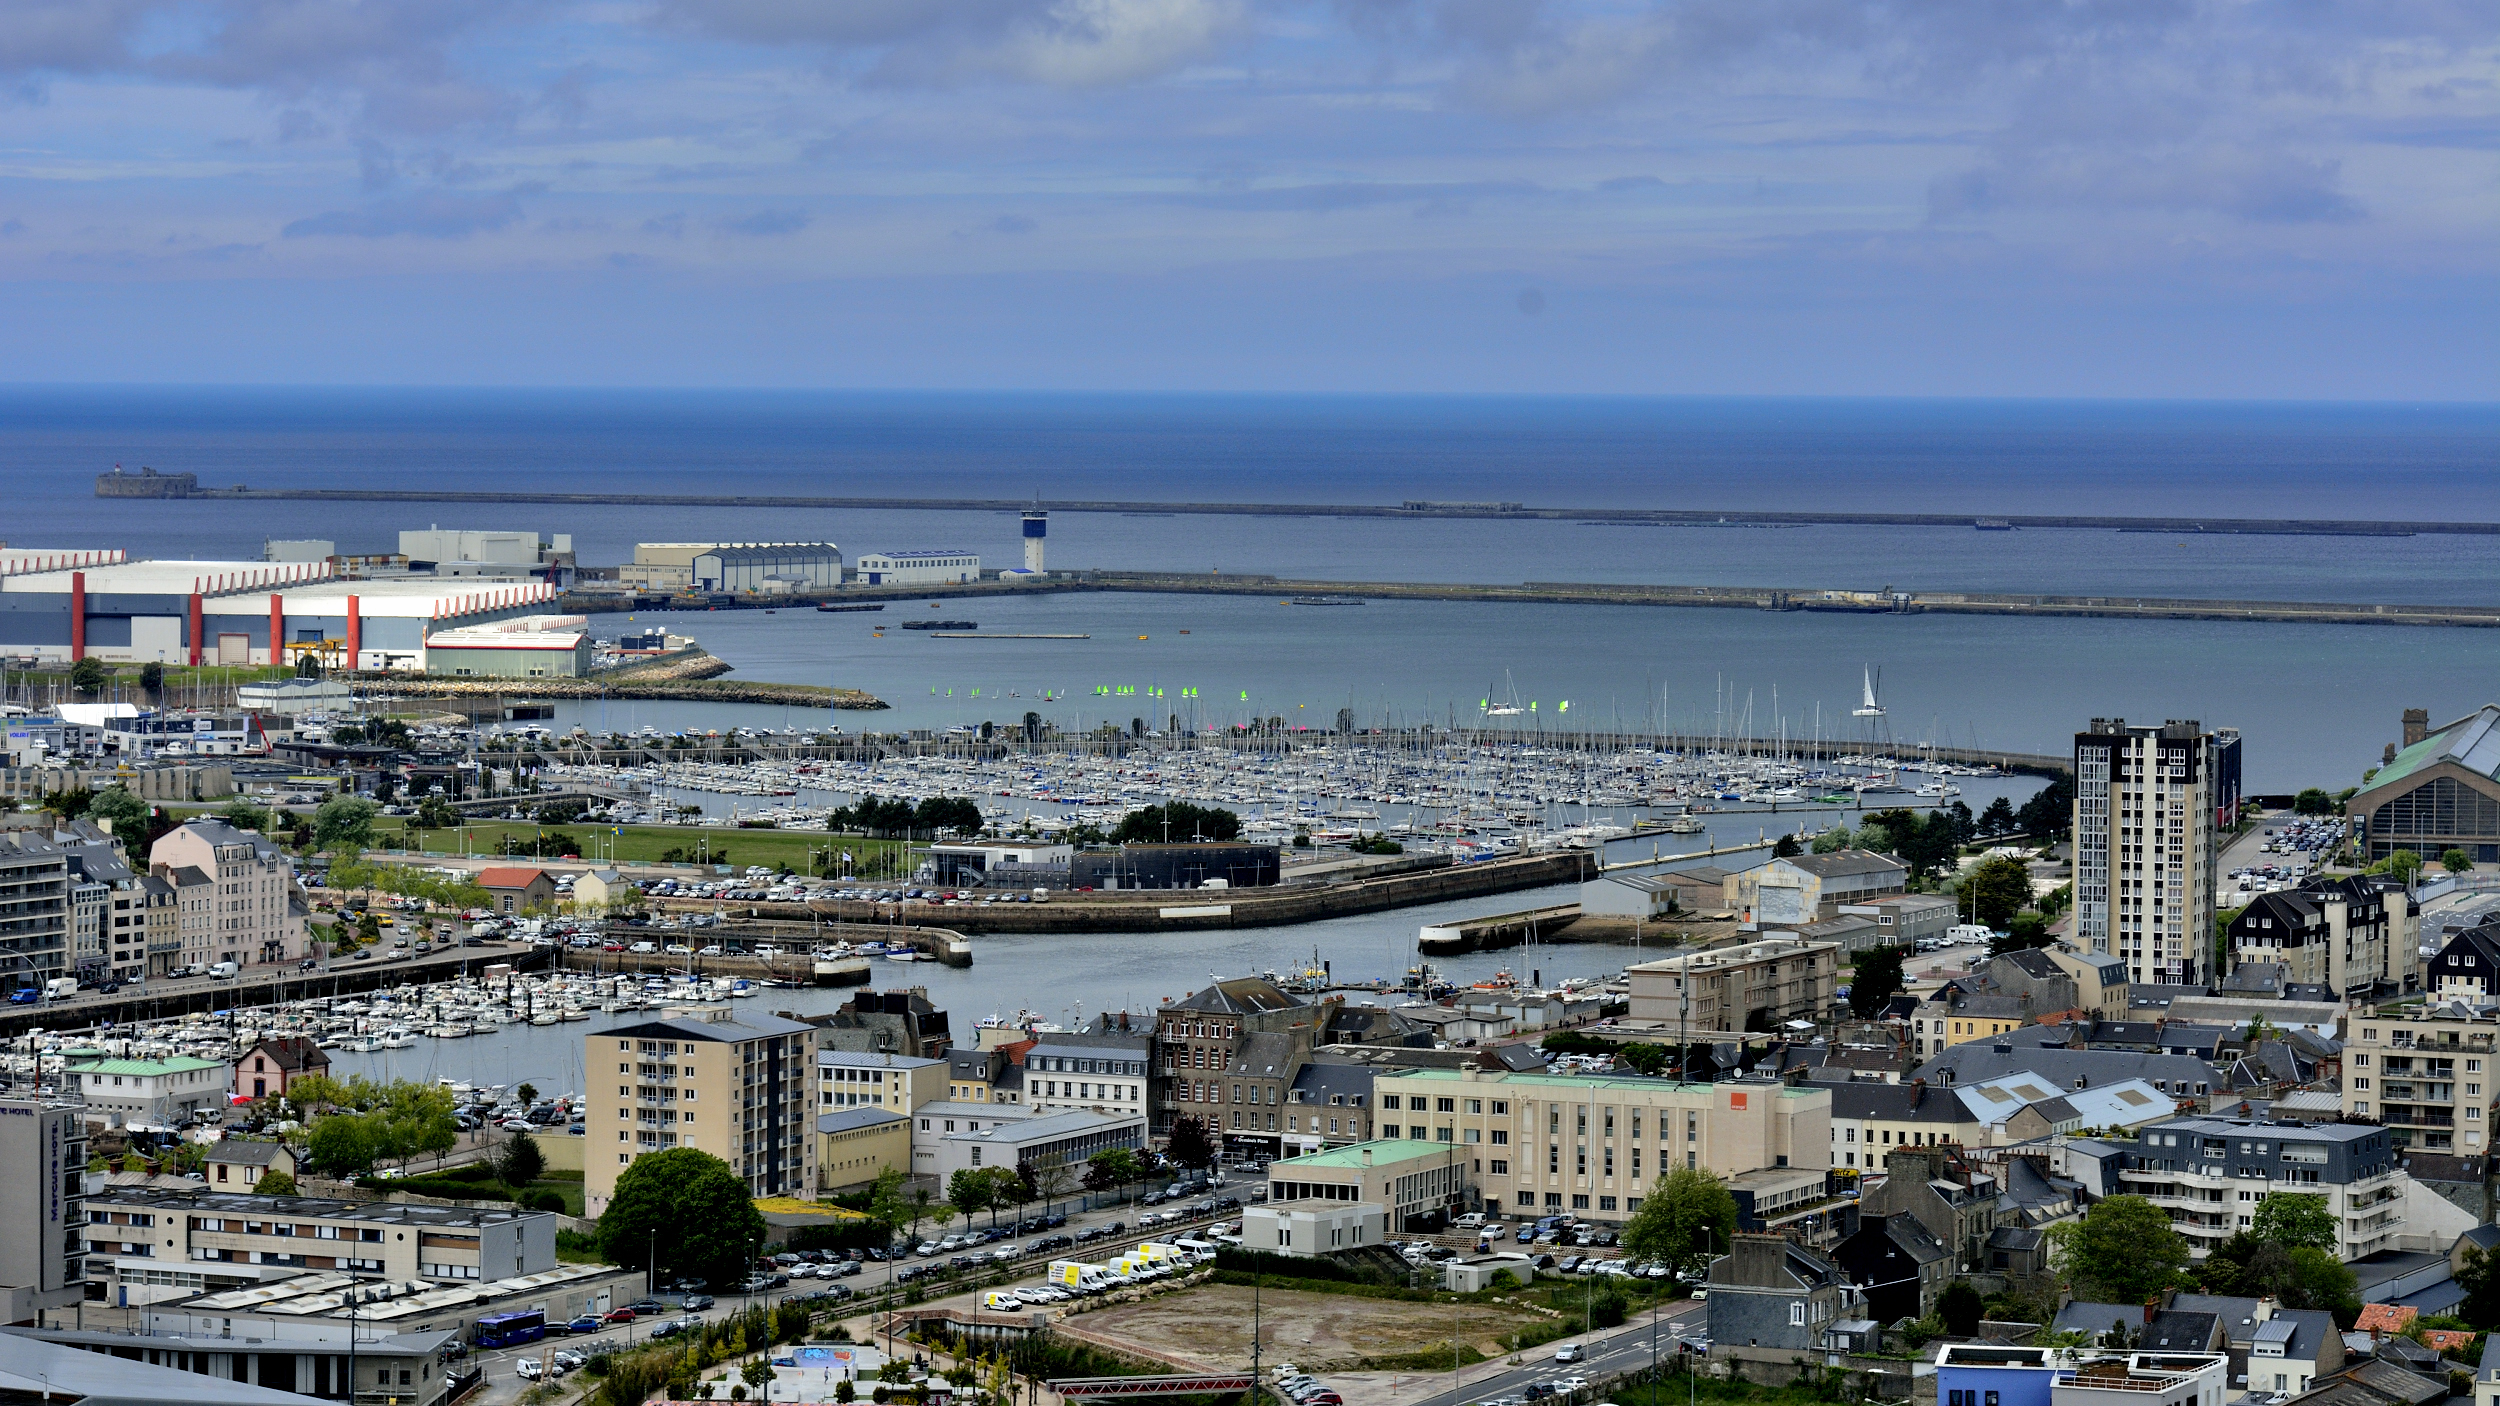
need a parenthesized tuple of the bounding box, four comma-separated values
(475, 1310, 546, 1349)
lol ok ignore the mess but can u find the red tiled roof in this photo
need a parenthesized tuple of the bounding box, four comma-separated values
(475, 867, 550, 889)
(2418, 1329, 2476, 1353)
(2354, 1304, 2417, 1335)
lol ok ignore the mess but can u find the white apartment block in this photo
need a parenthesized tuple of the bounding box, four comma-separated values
(2071, 719, 2242, 986)
(2345, 1006, 2500, 1154)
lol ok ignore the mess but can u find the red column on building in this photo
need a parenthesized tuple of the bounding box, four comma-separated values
(188, 593, 205, 665)
(345, 595, 361, 670)
(69, 572, 86, 661)
(269, 593, 284, 668)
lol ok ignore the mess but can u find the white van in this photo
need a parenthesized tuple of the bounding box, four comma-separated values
(207, 961, 240, 980)
(1944, 924, 1994, 946)
(43, 978, 79, 1000)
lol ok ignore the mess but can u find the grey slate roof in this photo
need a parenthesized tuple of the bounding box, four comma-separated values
(2051, 1302, 2145, 1342)
(2144, 1310, 2220, 1352)
(817, 1107, 907, 1135)
(1911, 1042, 2224, 1095)
(1173, 977, 1303, 1014)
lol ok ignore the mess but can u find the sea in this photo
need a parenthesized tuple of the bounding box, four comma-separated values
(10, 388, 2500, 792)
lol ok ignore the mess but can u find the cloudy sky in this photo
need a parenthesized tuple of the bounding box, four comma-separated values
(2, 0, 2492, 395)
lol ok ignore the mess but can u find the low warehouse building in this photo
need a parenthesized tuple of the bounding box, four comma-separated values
(1241, 1199, 1385, 1257)
(856, 550, 979, 586)
(422, 615, 591, 677)
(691, 543, 843, 594)
(1072, 844, 1281, 890)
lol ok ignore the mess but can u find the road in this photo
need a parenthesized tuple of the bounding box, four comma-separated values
(1403, 1300, 1709, 1406)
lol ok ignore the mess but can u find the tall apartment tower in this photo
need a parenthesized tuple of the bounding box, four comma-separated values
(0, 1098, 89, 1325)
(1021, 509, 1047, 574)
(2072, 718, 2242, 987)
(585, 1008, 816, 1216)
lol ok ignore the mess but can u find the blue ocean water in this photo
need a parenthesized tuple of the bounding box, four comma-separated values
(8, 388, 2497, 789)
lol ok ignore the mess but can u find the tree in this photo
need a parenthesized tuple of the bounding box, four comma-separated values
(312, 796, 380, 851)
(1164, 1117, 1217, 1170)
(2014, 773, 2077, 841)
(1110, 803, 1241, 845)
(2293, 788, 2334, 815)
(1939, 1280, 1985, 1337)
(1621, 1166, 1738, 1280)
(1083, 1148, 1144, 1199)
(1849, 946, 1908, 1019)
(1773, 833, 1802, 858)
(863, 1167, 911, 1247)
(305, 1114, 381, 1178)
(1959, 856, 2031, 931)
(218, 798, 272, 833)
(139, 661, 165, 697)
(2250, 1192, 2336, 1252)
(1810, 827, 1851, 854)
(2372, 848, 2423, 884)
(1976, 796, 2017, 838)
(2051, 1195, 2189, 1304)
(1991, 912, 2052, 956)
(252, 1169, 300, 1196)
(499, 1130, 547, 1187)
(2454, 1245, 2500, 1329)
(1024, 1157, 1075, 1217)
(86, 787, 150, 836)
(2442, 848, 2475, 874)
(598, 1147, 768, 1291)
(912, 797, 986, 837)
(948, 1168, 997, 1227)
(69, 657, 109, 696)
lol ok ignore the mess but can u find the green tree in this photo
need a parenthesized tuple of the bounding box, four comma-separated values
(1992, 911, 2052, 956)
(499, 1130, 547, 1187)
(252, 1169, 299, 1196)
(1082, 1148, 1144, 1198)
(1620, 1166, 1738, 1280)
(1164, 1116, 1217, 1170)
(69, 657, 110, 696)
(742, 1359, 776, 1391)
(1939, 1280, 1985, 1337)
(85, 787, 150, 836)
(2372, 848, 2423, 884)
(2454, 1245, 2500, 1328)
(2014, 773, 2077, 840)
(1024, 1156, 1075, 1217)
(2293, 788, 2333, 815)
(597, 1147, 768, 1291)
(2250, 1192, 2336, 1252)
(948, 1168, 997, 1226)
(312, 796, 380, 850)
(2442, 848, 2474, 874)
(1959, 855, 2031, 931)
(139, 661, 165, 696)
(218, 798, 272, 832)
(1773, 833, 1803, 858)
(1976, 796, 2017, 837)
(911, 797, 986, 836)
(1109, 803, 1241, 845)
(1849, 946, 1908, 1019)
(862, 1166, 911, 1247)
(1810, 827, 1851, 854)
(305, 1114, 381, 1178)
(2051, 1195, 2189, 1304)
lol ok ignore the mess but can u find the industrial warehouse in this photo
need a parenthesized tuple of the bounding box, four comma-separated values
(0, 549, 576, 675)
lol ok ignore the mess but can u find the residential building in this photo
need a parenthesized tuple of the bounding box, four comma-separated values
(1701, 1232, 1859, 1358)
(1151, 976, 1333, 1151)
(2426, 928, 2500, 1004)
(2117, 1117, 2477, 1262)
(473, 866, 557, 915)
(814, 987, 953, 1058)
(1626, 937, 1840, 1032)
(232, 1037, 329, 1104)
(1860, 1145, 2042, 1287)
(147, 820, 302, 969)
(583, 1009, 817, 1215)
(0, 830, 71, 984)
(817, 1050, 945, 1114)
(64, 1055, 229, 1130)
(2230, 877, 2405, 1001)
(1023, 1032, 1152, 1123)
(1369, 1067, 1829, 1222)
(1912, 1041, 2229, 1106)
(2348, 705, 2500, 865)
(1910, 987, 2035, 1058)
(2045, 947, 2130, 1022)
(924, 1108, 1144, 1184)
(815, 1108, 911, 1192)
(1263, 1140, 1472, 1231)
(0, 1098, 90, 1325)
(1827, 1081, 1986, 1168)
(2344, 1004, 2500, 1154)
(201, 1141, 296, 1192)
(83, 1186, 557, 1303)
(2070, 718, 2240, 987)
(1725, 850, 1908, 929)
(157, 862, 215, 972)
(944, 1047, 1027, 1106)
(1830, 1213, 1949, 1325)
(1281, 1058, 1377, 1156)
(1932, 1346, 2230, 1406)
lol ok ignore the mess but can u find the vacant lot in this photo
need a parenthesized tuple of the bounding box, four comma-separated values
(1074, 1286, 1541, 1374)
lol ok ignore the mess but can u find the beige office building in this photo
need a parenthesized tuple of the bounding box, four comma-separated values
(585, 1010, 816, 1216)
(1370, 1068, 1829, 1223)
(1627, 938, 1840, 1032)
(2345, 1007, 2500, 1154)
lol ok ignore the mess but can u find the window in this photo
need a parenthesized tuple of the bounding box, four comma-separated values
(1489, 1160, 1509, 1175)
(1789, 1301, 1806, 1326)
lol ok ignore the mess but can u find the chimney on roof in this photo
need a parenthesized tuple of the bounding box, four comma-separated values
(2402, 709, 2429, 747)
(1359, 1148, 1372, 1166)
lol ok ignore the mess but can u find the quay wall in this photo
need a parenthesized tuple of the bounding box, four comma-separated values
(107, 479, 2500, 536)
(0, 944, 554, 1040)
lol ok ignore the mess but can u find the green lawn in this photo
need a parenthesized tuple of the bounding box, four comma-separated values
(371, 817, 915, 876)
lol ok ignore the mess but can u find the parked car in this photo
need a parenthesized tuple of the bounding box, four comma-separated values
(565, 1315, 601, 1334)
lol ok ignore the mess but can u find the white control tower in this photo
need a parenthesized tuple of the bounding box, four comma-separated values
(1021, 508, 1046, 573)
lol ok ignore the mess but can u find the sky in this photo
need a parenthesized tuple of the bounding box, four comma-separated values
(1, 0, 2493, 396)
